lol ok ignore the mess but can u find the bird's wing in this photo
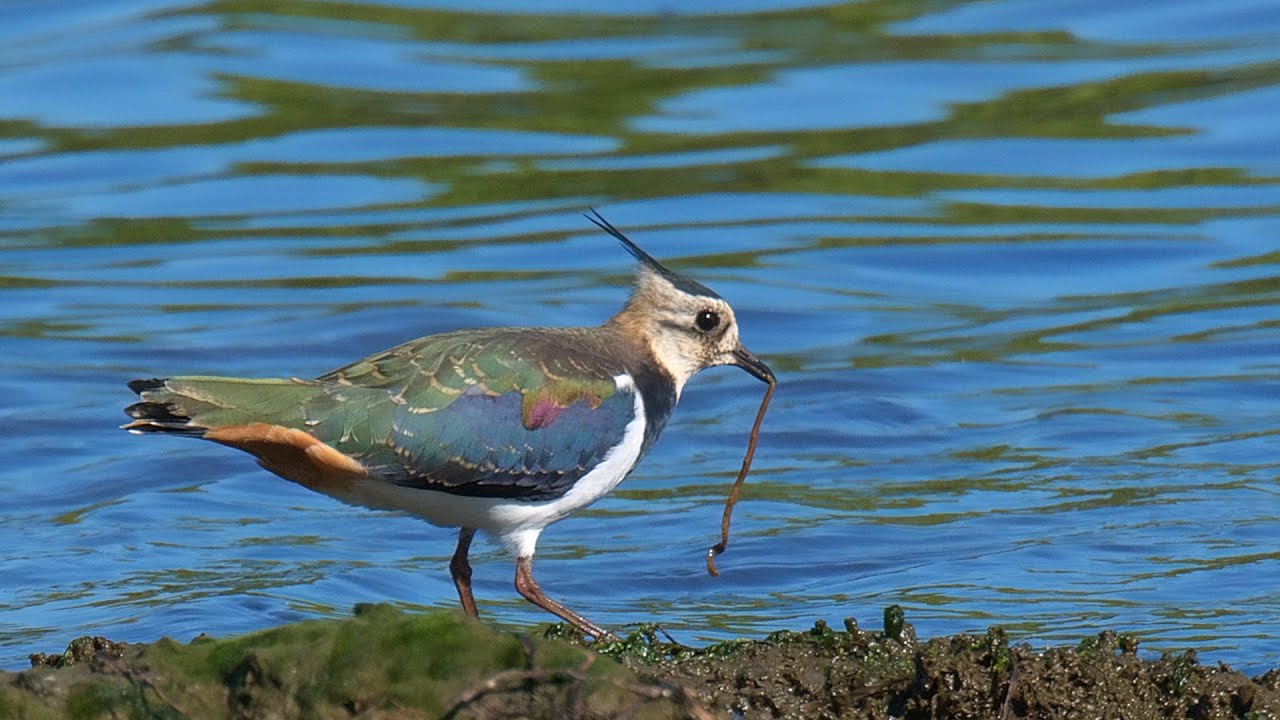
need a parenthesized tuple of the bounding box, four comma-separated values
(314, 328, 638, 501)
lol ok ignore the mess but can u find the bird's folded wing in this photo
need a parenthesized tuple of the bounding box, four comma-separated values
(315, 328, 636, 501)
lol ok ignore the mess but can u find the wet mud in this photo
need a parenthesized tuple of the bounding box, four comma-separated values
(4, 604, 1277, 719)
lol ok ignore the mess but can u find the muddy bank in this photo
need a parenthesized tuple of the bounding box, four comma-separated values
(4, 604, 1277, 719)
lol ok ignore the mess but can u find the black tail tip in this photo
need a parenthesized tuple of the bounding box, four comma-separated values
(128, 377, 168, 395)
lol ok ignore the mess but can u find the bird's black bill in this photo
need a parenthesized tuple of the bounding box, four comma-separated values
(732, 346, 775, 384)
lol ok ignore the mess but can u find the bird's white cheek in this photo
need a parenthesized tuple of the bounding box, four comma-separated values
(645, 334, 701, 395)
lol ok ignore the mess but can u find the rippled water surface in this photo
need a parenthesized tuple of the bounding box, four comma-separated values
(2, 0, 1278, 673)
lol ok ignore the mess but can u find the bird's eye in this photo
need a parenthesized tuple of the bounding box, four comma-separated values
(695, 310, 720, 332)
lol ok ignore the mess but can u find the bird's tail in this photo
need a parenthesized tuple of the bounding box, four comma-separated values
(123, 376, 373, 489)
(122, 376, 330, 435)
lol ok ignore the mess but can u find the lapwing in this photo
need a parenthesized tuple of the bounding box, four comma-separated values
(123, 212, 775, 640)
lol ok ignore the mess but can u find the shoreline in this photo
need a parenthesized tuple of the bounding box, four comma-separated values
(6, 604, 1277, 719)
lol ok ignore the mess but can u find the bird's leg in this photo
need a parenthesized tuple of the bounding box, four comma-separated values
(450, 527, 478, 618)
(514, 555, 616, 641)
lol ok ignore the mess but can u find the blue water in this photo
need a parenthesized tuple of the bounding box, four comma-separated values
(2, 0, 1278, 674)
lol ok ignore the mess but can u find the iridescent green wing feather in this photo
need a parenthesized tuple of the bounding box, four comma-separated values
(316, 328, 636, 500)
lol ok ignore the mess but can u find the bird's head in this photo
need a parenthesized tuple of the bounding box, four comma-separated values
(590, 211, 775, 396)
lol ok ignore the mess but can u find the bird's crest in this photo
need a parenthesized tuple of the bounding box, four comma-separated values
(585, 209, 722, 300)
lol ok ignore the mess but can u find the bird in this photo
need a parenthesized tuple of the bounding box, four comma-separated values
(122, 211, 775, 640)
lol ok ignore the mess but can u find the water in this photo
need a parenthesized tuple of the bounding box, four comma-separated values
(2, 0, 1278, 674)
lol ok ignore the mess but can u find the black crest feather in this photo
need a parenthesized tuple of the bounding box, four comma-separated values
(585, 209, 721, 299)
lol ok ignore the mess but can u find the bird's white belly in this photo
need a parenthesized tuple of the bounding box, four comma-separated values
(336, 374, 647, 558)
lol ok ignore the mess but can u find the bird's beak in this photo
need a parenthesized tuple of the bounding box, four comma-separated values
(731, 345, 775, 384)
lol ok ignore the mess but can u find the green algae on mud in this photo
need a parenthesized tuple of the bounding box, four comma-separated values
(5, 605, 1280, 719)
(6, 604, 692, 720)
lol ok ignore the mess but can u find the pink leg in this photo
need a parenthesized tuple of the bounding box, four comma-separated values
(450, 527, 478, 618)
(514, 555, 615, 641)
